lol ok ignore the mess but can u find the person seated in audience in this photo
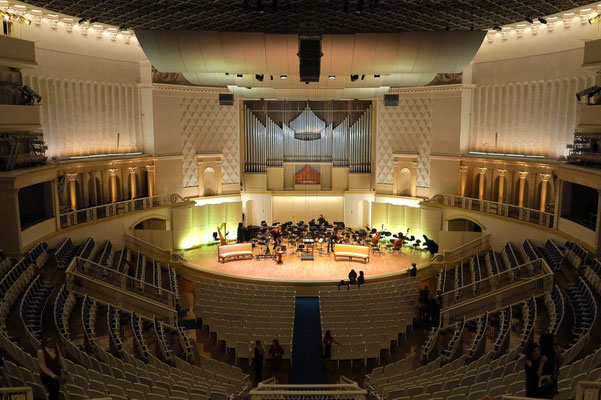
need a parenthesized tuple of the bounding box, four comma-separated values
(430, 290, 442, 327)
(348, 269, 358, 285)
(357, 271, 365, 288)
(269, 339, 284, 375)
(418, 286, 431, 323)
(408, 263, 417, 277)
(254, 340, 265, 384)
(337, 279, 349, 290)
(38, 335, 67, 400)
(524, 342, 542, 398)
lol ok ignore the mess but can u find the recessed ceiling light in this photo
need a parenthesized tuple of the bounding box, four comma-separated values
(0, 1, 9, 4)
(92, 24, 103, 28)
(374, 74, 380, 79)
(581, 8, 593, 12)
(502, 27, 511, 30)
(516, 23, 526, 27)
(47, 13, 58, 17)
(563, 12, 575, 16)
(328, 75, 335, 79)
(487, 29, 496, 33)
(63, 17, 73, 21)
(547, 16, 558, 20)
(236, 74, 243, 78)
(280, 75, 287, 79)
(14, 4, 26, 8)
(30, 9, 42, 13)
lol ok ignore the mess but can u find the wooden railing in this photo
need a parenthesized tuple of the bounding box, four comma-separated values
(430, 194, 554, 228)
(0, 387, 33, 400)
(441, 258, 554, 325)
(436, 233, 491, 263)
(124, 233, 175, 263)
(59, 194, 186, 229)
(575, 381, 601, 400)
(65, 257, 176, 324)
(250, 377, 366, 400)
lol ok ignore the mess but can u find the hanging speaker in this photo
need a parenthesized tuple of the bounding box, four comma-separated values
(298, 34, 323, 83)
(384, 94, 399, 107)
(219, 93, 234, 106)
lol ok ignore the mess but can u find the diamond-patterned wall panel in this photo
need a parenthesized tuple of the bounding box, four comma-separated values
(376, 98, 432, 187)
(180, 96, 240, 188)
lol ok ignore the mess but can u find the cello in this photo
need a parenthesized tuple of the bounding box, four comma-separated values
(371, 224, 384, 245)
(394, 228, 411, 250)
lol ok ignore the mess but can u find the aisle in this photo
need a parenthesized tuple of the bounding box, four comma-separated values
(289, 297, 326, 383)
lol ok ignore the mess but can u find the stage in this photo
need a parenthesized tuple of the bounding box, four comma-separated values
(182, 245, 431, 281)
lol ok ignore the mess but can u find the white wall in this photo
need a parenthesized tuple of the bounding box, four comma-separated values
(272, 195, 344, 224)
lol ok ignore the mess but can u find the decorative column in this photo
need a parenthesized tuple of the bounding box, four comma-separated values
(478, 168, 487, 200)
(518, 171, 529, 207)
(146, 165, 155, 197)
(459, 166, 468, 197)
(497, 170, 507, 203)
(108, 169, 118, 203)
(67, 173, 78, 211)
(128, 167, 138, 199)
(539, 174, 551, 212)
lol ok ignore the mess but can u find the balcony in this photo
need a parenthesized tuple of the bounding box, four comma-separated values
(0, 104, 41, 130)
(0, 35, 37, 69)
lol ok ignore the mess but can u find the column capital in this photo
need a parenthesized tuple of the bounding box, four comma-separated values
(539, 173, 551, 182)
(108, 168, 119, 177)
(478, 167, 488, 175)
(459, 165, 469, 173)
(518, 171, 529, 179)
(497, 169, 507, 177)
(127, 166, 138, 174)
(66, 173, 78, 182)
(145, 165, 155, 172)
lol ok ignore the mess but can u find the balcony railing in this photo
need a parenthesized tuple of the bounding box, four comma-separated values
(0, 387, 33, 400)
(441, 258, 554, 325)
(430, 194, 554, 228)
(59, 194, 185, 229)
(65, 257, 176, 324)
(125, 233, 174, 263)
(250, 377, 367, 400)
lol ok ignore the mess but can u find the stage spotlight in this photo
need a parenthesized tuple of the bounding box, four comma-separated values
(328, 75, 335, 79)
(493, 26, 502, 30)
(538, 17, 547, 24)
(236, 74, 243, 78)
(590, 13, 600, 24)
(225, 72, 229, 76)
(374, 74, 380, 79)
(280, 75, 287, 79)
(350, 74, 359, 82)
(89, 17, 98, 23)
(525, 17, 534, 23)
(360, 74, 365, 80)
(255, 74, 264, 82)
(270, 75, 273, 80)
(78, 17, 87, 24)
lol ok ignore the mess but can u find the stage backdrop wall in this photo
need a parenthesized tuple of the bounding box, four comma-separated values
(172, 201, 242, 249)
(272, 196, 344, 224)
(371, 203, 442, 243)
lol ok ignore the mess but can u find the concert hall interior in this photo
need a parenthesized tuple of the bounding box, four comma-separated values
(3, 0, 601, 399)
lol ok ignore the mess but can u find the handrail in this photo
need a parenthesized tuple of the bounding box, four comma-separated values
(124, 233, 173, 262)
(575, 381, 601, 400)
(441, 258, 554, 325)
(435, 233, 491, 263)
(250, 377, 367, 400)
(59, 193, 187, 229)
(0, 387, 33, 399)
(429, 194, 554, 228)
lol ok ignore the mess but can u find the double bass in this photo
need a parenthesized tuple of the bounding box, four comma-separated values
(371, 224, 384, 245)
(394, 228, 411, 250)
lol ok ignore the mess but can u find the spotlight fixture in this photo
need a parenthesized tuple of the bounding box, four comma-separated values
(360, 74, 365, 80)
(590, 13, 600, 24)
(280, 75, 287, 79)
(525, 17, 534, 23)
(270, 75, 273, 80)
(236, 74, 243, 78)
(78, 17, 87, 24)
(0, 10, 32, 25)
(255, 74, 264, 82)
(493, 26, 502, 30)
(350, 74, 359, 82)
(538, 17, 547, 24)
(374, 74, 380, 79)
(89, 17, 98, 24)
(225, 72, 229, 76)
(328, 75, 335, 79)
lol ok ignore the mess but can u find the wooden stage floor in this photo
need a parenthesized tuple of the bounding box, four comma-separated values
(182, 244, 431, 282)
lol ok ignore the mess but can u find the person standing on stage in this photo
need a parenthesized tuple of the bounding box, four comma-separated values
(271, 226, 281, 251)
(328, 231, 338, 253)
(318, 214, 326, 226)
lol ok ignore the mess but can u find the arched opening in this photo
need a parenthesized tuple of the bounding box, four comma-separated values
(134, 217, 168, 230)
(447, 217, 483, 232)
(203, 167, 218, 196)
(398, 168, 412, 196)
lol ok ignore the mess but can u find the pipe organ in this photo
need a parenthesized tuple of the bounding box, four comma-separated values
(244, 101, 372, 173)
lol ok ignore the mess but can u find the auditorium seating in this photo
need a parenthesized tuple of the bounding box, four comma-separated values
(27, 242, 48, 268)
(440, 319, 465, 361)
(565, 240, 588, 269)
(20, 274, 54, 349)
(563, 277, 597, 364)
(319, 276, 417, 364)
(217, 243, 253, 262)
(544, 285, 565, 335)
(540, 239, 564, 270)
(517, 297, 536, 348)
(195, 277, 295, 362)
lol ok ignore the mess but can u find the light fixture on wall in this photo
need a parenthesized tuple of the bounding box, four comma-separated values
(1, 10, 32, 25)
(350, 74, 359, 82)
(538, 17, 547, 24)
(589, 13, 600, 24)
(255, 74, 264, 82)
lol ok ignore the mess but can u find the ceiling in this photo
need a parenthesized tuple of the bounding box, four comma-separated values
(20, 0, 598, 33)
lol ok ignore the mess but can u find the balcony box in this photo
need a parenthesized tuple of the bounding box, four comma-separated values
(0, 104, 41, 131)
(0, 35, 37, 69)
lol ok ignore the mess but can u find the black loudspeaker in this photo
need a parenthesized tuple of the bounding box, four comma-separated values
(297, 35, 323, 83)
(384, 94, 399, 106)
(219, 93, 234, 106)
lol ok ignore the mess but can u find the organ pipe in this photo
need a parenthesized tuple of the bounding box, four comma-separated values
(244, 104, 372, 173)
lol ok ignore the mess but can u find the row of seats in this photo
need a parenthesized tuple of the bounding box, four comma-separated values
(540, 239, 563, 270)
(55, 238, 80, 268)
(454, 263, 463, 300)
(517, 297, 537, 348)
(0, 249, 12, 277)
(521, 239, 538, 262)
(466, 314, 488, 360)
(436, 266, 446, 293)
(20, 274, 54, 349)
(82, 295, 98, 350)
(98, 240, 115, 267)
(155, 320, 174, 365)
(469, 256, 481, 296)
(27, 242, 49, 268)
(78, 237, 96, 260)
(565, 240, 588, 269)
(440, 319, 465, 360)
(563, 277, 598, 365)
(502, 242, 520, 270)
(0, 260, 34, 330)
(493, 307, 512, 356)
(544, 285, 565, 335)
(485, 250, 499, 276)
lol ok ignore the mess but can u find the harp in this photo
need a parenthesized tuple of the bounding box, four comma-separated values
(217, 222, 227, 245)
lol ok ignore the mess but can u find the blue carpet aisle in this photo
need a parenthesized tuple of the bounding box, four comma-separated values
(289, 297, 327, 383)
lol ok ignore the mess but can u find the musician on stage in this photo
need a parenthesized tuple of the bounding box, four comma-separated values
(317, 214, 327, 226)
(270, 225, 282, 251)
(328, 231, 339, 253)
